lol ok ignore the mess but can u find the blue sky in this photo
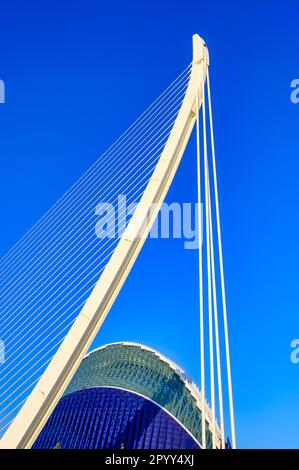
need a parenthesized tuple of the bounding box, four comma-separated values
(0, 0, 299, 448)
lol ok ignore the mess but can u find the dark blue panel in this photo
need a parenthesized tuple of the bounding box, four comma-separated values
(33, 387, 199, 450)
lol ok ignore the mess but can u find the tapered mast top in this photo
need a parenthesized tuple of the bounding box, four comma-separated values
(192, 34, 209, 66)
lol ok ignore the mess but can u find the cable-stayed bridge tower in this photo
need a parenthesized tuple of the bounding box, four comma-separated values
(0, 35, 236, 449)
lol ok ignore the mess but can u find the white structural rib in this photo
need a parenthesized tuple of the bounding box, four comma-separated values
(0, 34, 209, 449)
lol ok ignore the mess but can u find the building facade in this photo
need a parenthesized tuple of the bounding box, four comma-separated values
(33, 343, 220, 449)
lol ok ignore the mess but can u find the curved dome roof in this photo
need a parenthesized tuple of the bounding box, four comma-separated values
(64, 342, 221, 447)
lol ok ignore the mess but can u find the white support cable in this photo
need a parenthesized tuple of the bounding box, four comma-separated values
(0, 412, 23, 437)
(207, 69, 236, 449)
(2, 250, 109, 374)
(0, 263, 103, 387)
(0, 122, 173, 334)
(207, 168, 225, 449)
(0, 114, 184, 364)
(0, 322, 76, 414)
(0, 276, 94, 404)
(0, 349, 60, 430)
(202, 74, 216, 449)
(0, 136, 173, 326)
(0, 393, 36, 434)
(0, 82, 193, 438)
(0, 85, 186, 297)
(0, 65, 191, 271)
(0, 158, 168, 422)
(1, 116, 205, 418)
(1, 149, 163, 351)
(0, 81, 188, 291)
(0, 108, 178, 323)
(0, 133, 172, 378)
(0, 37, 217, 449)
(0, 93, 183, 310)
(195, 67, 205, 449)
(0, 82, 192, 438)
(0, 67, 232, 456)
(2, 297, 88, 393)
(3, 187, 136, 365)
(0, 86, 188, 294)
(0, 246, 122, 422)
(0, 68, 191, 278)
(1, 191, 149, 364)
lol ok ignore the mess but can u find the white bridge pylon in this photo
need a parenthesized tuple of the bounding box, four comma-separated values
(0, 35, 236, 449)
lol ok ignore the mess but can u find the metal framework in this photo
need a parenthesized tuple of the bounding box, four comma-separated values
(34, 343, 222, 448)
(0, 35, 209, 449)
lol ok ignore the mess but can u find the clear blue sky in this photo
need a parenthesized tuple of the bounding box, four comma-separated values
(1, 0, 299, 448)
